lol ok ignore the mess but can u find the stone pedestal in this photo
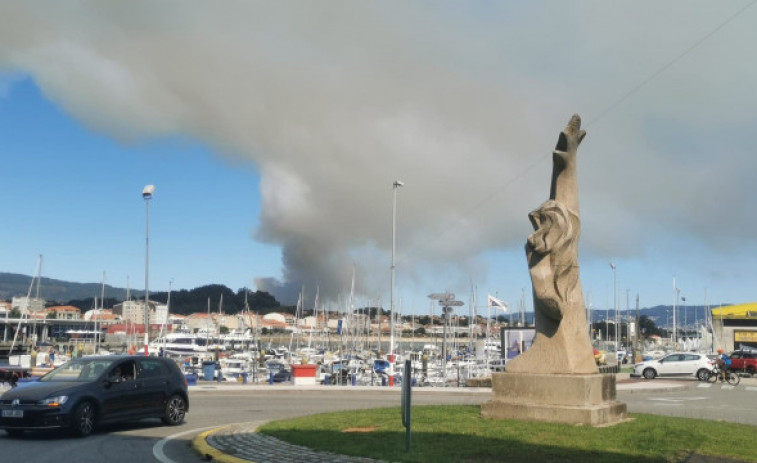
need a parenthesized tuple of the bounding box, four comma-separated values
(481, 372, 627, 427)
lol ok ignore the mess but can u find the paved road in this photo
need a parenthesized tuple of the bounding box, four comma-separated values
(620, 377, 757, 426)
(1, 378, 755, 463)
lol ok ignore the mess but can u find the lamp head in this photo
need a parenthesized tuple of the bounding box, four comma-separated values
(393, 180, 404, 188)
(142, 184, 155, 199)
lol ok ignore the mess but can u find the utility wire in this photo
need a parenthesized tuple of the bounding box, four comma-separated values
(588, 0, 757, 126)
(398, 1, 757, 266)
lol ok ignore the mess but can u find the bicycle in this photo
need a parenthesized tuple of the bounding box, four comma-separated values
(706, 365, 740, 386)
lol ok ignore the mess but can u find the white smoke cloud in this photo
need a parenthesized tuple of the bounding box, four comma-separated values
(2, 1, 756, 305)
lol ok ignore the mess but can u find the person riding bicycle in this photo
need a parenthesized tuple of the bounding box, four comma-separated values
(717, 348, 731, 382)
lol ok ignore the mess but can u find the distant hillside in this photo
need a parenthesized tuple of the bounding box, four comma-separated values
(1, 271, 734, 322)
(591, 303, 734, 329)
(0, 272, 140, 303)
(0, 272, 282, 315)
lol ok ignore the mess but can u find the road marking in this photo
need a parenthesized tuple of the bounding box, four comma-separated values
(154, 425, 218, 463)
(745, 386, 757, 392)
(648, 397, 708, 403)
(154, 421, 251, 463)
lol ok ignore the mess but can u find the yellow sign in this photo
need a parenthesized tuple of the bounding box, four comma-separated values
(734, 331, 757, 342)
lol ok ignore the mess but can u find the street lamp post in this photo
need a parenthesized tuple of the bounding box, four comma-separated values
(609, 262, 617, 350)
(673, 278, 679, 350)
(390, 180, 404, 357)
(143, 185, 155, 356)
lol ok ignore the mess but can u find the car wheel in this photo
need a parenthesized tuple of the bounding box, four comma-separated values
(161, 395, 187, 425)
(70, 401, 96, 437)
(5, 429, 24, 437)
(696, 368, 710, 381)
(643, 368, 656, 380)
(747, 365, 756, 376)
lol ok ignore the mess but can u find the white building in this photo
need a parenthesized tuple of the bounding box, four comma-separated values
(11, 296, 46, 314)
(155, 303, 168, 325)
(114, 300, 156, 326)
(45, 305, 82, 320)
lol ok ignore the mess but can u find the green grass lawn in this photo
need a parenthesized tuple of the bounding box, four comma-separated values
(259, 405, 757, 463)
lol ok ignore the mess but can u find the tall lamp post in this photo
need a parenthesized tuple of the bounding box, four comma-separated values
(390, 180, 404, 358)
(143, 184, 155, 356)
(609, 262, 617, 350)
(681, 295, 687, 346)
(673, 278, 679, 349)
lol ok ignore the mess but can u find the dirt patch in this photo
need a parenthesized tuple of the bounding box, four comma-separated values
(342, 426, 380, 433)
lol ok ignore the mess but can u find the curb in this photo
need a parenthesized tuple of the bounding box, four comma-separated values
(191, 426, 252, 463)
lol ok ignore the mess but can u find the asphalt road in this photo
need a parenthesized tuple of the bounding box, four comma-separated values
(620, 377, 757, 425)
(2, 379, 756, 463)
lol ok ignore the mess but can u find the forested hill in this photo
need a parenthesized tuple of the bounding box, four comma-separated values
(148, 284, 281, 315)
(0, 272, 282, 315)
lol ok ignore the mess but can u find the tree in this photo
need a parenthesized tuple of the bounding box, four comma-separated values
(9, 308, 20, 318)
(417, 315, 432, 326)
(638, 315, 663, 337)
(47, 310, 57, 319)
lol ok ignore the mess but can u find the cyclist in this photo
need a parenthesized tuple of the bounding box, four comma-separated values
(716, 348, 731, 382)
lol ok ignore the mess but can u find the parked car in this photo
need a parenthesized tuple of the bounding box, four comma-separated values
(0, 355, 188, 437)
(729, 350, 757, 375)
(631, 352, 713, 380)
(265, 361, 291, 382)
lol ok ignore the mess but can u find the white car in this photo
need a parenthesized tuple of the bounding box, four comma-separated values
(631, 352, 713, 381)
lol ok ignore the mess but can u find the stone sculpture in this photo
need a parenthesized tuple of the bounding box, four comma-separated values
(505, 114, 597, 375)
(482, 115, 627, 426)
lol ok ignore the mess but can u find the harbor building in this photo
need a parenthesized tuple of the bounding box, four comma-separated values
(711, 303, 757, 351)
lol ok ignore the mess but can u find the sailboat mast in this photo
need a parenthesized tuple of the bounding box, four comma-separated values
(9, 255, 42, 360)
(308, 287, 319, 349)
(97, 270, 106, 354)
(206, 297, 211, 349)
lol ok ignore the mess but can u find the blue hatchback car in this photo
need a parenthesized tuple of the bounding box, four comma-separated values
(0, 355, 188, 437)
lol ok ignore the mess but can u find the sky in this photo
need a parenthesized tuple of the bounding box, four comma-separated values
(2, 1, 757, 318)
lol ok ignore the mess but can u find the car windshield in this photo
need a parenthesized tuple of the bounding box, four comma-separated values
(40, 358, 119, 382)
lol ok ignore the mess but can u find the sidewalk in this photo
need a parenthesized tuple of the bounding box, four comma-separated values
(190, 374, 692, 463)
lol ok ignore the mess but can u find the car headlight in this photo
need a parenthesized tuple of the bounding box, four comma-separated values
(39, 395, 69, 407)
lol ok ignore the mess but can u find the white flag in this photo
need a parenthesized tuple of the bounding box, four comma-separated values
(488, 294, 508, 311)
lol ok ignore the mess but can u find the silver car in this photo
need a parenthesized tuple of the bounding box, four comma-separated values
(631, 352, 713, 381)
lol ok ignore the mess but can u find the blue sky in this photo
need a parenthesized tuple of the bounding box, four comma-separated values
(2, 2, 757, 317)
(1, 78, 281, 296)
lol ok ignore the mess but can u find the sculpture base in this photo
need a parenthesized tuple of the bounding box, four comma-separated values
(481, 372, 627, 427)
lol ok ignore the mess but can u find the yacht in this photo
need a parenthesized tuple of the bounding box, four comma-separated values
(148, 332, 226, 356)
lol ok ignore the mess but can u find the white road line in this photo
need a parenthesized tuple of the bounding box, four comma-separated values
(648, 397, 708, 403)
(153, 425, 218, 463)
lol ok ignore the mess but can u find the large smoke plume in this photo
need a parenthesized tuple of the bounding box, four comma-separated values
(2, 2, 757, 306)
